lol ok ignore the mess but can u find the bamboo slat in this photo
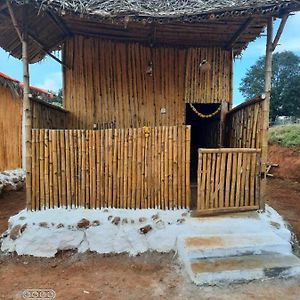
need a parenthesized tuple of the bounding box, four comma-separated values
(197, 148, 261, 212)
(64, 37, 232, 130)
(30, 125, 190, 210)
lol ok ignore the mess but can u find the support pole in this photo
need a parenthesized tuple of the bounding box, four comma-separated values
(260, 17, 273, 210)
(22, 10, 32, 210)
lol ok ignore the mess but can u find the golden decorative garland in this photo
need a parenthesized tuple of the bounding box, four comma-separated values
(189, 103, 221, 119)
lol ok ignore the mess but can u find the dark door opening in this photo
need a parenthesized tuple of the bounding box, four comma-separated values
(186, 103, 221, 184)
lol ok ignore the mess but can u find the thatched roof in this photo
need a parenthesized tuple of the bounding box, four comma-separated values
(0, 72, 53, 100)
(0, 0, 300, 63)
(10, 0, 300, 19)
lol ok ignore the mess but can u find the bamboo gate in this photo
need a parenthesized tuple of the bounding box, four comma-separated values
(30, 126, 191, 210)
(195, 96, 264, 214)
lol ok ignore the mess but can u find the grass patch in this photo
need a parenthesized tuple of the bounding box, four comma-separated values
(269, 124, 300, 147)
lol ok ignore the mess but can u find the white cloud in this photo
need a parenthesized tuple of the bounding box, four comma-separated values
(38, 72, 62, 92)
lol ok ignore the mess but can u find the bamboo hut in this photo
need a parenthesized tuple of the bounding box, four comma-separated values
(0, 0, 299, 214)
(0, 72, 66, 171)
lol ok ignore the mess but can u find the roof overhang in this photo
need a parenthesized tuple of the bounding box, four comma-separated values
(1, 0, 300, 63)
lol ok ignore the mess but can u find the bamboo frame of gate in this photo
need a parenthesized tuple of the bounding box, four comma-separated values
(29, 125, 191, 210)
(196, 148, 261, 216)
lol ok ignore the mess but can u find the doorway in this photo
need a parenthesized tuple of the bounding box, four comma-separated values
(185, 103, 221, 183)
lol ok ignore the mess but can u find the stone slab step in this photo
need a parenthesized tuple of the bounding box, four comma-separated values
(187, 253, 300, 285)
(177, 233, 291, 259)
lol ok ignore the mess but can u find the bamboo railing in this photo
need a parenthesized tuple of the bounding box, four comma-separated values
(197, 148, 261, 214)
(30, 126, 191, 210)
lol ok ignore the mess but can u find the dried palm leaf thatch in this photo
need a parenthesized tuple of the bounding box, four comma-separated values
(11, 0, 298, 20)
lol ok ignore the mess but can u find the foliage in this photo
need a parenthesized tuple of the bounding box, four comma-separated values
(49, 88, 63, 106)
(269, 124, 300, 147)
(240, 51, 300, 122)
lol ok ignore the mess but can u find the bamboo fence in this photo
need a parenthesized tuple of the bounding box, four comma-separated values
(30, 125, 191, 210)
(197, 148, 261, 212)
(0, 88, 67, 171)
(64, 36, 232, 129)
(31, 98, 68, 129)
(225, 96, 264, 148)
(0, 85, 22, 171)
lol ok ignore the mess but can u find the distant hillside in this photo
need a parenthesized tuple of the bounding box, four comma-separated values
(269, 124, 300, 147)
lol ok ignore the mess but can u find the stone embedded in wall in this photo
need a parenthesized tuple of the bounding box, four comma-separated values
(0, 169, 25, 195)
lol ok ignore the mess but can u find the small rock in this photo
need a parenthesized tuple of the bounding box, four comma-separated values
(19, 216, 26, 221)
(108, 215, 113, 221)
(15, 182, 24, 190)
(155, 220, 165, 229)
(12, 177, 19, 184)
(139, 217, 146, 223)
(176, 218, 185, 224)
(57, 223, 64, 229)
(112, 217, 121, 225)
(23, 261, 29, 265)
(91, 220, 100, 226)
(139, 225, 152, 234)
(270, 221, 281, 229)
(103, 209, 109, 213)
(20, 224, 27, 234)
(39, 222, 48, 228)
(151, 214, 159, 221)
(122, 218, 128, 225)
(9, 225, 22, 240)
(181, 212, 188, 217)
(77, 218, 90, 229)
(131, 219, 135, 224)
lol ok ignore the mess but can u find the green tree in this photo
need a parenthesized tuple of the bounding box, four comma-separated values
(239, 51, 300, 122)
(50, 88, 63, 106)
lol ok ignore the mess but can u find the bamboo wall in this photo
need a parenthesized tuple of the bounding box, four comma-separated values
(225, 97, 264, 148)
(64, 36, 232, 129)
(30, 126, 191, 210)
(197, 148, 261, 212)
(31, 98, 67, 129)
(0, 87, 68, 171)
(0, 86, 22, 171)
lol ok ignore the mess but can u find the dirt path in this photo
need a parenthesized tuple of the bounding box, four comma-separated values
(1, 180, 300, 300)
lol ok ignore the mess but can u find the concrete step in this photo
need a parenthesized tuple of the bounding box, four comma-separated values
(186, 253, 300, 285)
(177, 233, 291, 260)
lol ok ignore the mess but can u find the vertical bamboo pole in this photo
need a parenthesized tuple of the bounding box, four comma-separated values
(261, 17, 273, 210)
(22, 18, 32, 210)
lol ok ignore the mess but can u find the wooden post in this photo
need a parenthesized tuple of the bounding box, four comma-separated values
(22, 13, 32, 210)
(260, 17, 273, 210)
(7, 2, 32, 209)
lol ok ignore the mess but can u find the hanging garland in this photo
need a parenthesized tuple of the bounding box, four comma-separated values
(189, 103, 221, 119)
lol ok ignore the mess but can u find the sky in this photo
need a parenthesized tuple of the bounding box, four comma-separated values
(0, 12, 300, 106)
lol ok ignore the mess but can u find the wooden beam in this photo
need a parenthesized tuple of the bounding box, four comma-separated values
(272, 14, 289, 51)
(260, 17, 273, 211)
(226, 95, 265, 116)
(47, 11, 72, 36)
(225, 18, 253, 50)
(191, 205, 259, 217)
(7, 1, 69, 68)
(6, 1, 22, 42)
(27, 30, 70, 68)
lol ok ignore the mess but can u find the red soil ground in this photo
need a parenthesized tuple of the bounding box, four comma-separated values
(268, 144, 300, 183)
(0, 144, 300, 299)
